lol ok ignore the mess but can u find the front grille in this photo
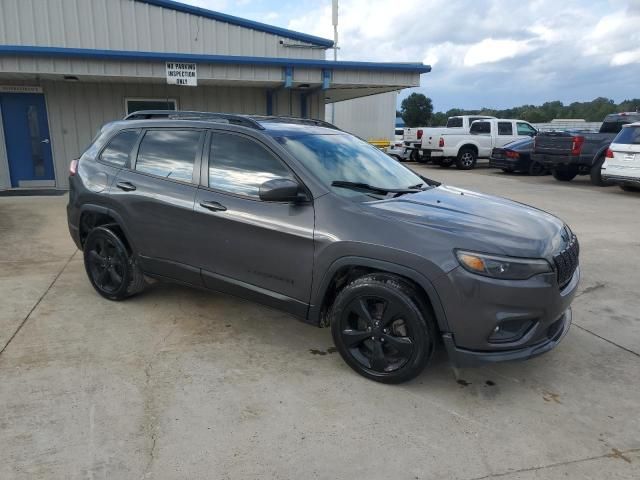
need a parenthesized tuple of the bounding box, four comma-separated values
(553, 234, 579, 289)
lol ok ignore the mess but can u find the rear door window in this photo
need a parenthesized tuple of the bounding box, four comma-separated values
(135, 129, 202, 183)
(498, 122, 513, 136)
(613, 126, 640, 144)
(470, 122, 491, 134)
(99, 130, 140, 167)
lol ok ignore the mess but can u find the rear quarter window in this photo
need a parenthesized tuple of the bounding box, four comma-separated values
(600, 120, 632, 134)
(446, 117, 463, 128)
(613, 126, 640, 145)
(99, 130, 140, 167)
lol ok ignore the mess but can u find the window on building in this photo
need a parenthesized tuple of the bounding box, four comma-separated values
(470, 121, 491, 134)
(498, 122, 513, 136)
(135, 129, 202, 183)
(517, 122, 537, 136)
(99, 130, 140, 167)
(125, 98, 177, 115)
(209, 133, 293, 198)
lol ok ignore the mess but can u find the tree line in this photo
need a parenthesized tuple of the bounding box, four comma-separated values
(399, 93, 640, 127)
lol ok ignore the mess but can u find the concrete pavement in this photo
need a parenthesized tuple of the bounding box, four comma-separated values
(1, 166, 638, 479)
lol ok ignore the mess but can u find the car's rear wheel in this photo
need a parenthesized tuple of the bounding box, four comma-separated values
(552, 166, 578, 182)
(620, 185, 640, 192)
(83, 226, 146, 301)
(590, 156, 613, 186)
(456, 148, 477, 170)
(528, 160, 546, 176)
(330, 274, 435, 384)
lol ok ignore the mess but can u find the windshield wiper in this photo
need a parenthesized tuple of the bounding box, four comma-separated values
(331, 180, 422, 195)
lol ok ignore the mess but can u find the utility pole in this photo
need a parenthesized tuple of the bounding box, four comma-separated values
(331, 0, 338, 124)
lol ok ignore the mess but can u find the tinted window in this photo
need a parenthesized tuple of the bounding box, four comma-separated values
(498, 122, 513, 136)
(395, 129, 404, 136)
(209, 133, 293, 198)
(517, 122, 537, 136)
(469, 116, 490, 124)
(613, 126, 640, 144)
(100, 130, 139, 166)
(446, 117, 463, 128)
(126, 99, 176, 115)
(135, 129, 201, 182)
(470, 122, 491, 134)
(600, 120, 632, 134)
(276, 133, 424, 199)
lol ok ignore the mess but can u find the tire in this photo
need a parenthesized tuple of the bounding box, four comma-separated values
(528, 160, 546, 176)
(439, 158, 453, 168)
(83, 226, 146, 301)
(456, 148, 477, 170)
(416, 153, 428, 164)
(409, 149, 419, 162)
(620, 185, 640, 192)
(552, 167, 578, 182)
(501, 168, 514, 173)
(330, 274, 436, 384)
(590, 156, 613, 186)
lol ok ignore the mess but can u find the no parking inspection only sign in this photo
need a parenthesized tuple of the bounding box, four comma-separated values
(166, 62, 198, 86)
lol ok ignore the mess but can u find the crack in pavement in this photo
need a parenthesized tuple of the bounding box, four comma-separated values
(0, 250, 77, 357)
(574, 282, 606, 299)
(466, 447, 640, 479)
(573, 323, 640, 359)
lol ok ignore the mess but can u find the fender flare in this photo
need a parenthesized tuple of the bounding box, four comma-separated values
(309, 256, 450, 333)
(78, 204, 138, 254)
(590, 145, 609, 166)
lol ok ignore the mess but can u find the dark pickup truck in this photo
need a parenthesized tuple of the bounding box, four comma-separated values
(532, 112, 640, 185)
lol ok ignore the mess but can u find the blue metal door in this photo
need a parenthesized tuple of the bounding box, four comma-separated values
(0, 93, 54, 187)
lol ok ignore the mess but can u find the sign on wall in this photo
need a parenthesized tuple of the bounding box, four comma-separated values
(165, 62, 198, 87)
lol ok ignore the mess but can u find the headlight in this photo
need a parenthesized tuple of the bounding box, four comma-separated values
(455, 250, 552, 280)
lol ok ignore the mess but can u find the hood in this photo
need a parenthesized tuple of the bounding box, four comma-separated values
(365, 185, 566, 259)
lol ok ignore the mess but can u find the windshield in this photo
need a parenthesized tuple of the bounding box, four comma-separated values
(276, 133, 425, 198)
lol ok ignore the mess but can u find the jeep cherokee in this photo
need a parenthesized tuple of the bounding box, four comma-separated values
(67, 111, 580, 384)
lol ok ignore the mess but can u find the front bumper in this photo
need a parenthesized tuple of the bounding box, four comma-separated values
(443, 308, 572, 367)
(434, 262, 580, 367)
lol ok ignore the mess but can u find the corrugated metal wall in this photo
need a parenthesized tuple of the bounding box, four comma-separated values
(0, 0, 324, 59)
(329, 91, 397, 141)
(17, 81, 318, 189)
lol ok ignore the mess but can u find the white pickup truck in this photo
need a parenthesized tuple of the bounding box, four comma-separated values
(403, 115, 495, 162)
(424, 118, 538, 169)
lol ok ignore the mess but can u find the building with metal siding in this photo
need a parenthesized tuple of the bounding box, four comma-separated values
(328, 91, 398, 143)
(0, 0, 430, 191)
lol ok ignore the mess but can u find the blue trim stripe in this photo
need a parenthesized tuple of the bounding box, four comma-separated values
(0, 45, 432, 73)
(137, 0, 334, 47)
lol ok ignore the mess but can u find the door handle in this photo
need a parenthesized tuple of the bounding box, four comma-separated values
(199, 200, 227, 212)
(115, 181, 137, 192)
(41, 138, 50, 144)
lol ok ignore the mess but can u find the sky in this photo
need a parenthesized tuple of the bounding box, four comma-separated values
(182, 0, 640, 112)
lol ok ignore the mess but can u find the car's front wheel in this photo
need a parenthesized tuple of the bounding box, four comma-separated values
(330, 274, 436, 384)
(83, 226, 146, 301)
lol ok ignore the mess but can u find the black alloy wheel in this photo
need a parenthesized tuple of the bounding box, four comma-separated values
(331, 274, 435, 383)
(83, 226, 145, 300)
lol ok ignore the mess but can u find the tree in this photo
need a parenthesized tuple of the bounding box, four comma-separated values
(401, 93, 433, 127)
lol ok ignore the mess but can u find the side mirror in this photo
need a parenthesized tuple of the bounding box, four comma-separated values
(259, 178, 306, 203)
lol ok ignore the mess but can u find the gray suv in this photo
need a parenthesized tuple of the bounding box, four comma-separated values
(67, 111, 580, 383)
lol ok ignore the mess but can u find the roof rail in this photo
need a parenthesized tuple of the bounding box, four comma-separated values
(252, 115, 341, 130)
(124, 110, 264, 130)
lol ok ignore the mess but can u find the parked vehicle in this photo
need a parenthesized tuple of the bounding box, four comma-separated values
(531, 112, 640, 185)
(601, 121, 640, 192)
(68, 110, 579, 384)
(420, 115, 496, 164)
(386, 128, 409, 161)
(426, 119, 537, 170)
(402, 126, 426, 161)
(489, 138, 547, 175)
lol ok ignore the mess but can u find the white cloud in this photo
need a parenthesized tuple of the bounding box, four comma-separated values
(463, 39, 535, 67)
